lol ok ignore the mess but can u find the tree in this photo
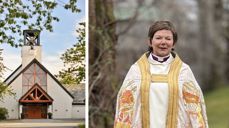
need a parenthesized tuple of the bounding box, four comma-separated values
(89, 0, 117, 127)
(0, 49, 4, 80)
(0, 49, 15, 101)
(196, 0, 229, 89)
(56, 22, 85, 85)
(0, 0, 80, 47)
(219, 0, 229, 83)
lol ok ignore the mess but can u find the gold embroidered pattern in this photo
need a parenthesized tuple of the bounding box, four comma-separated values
(151, 74, 168, 83)
(183, 91, 199, 104)
(138, 54, 151, 128)
(115, 88, 135, 128)
(183, 82, 205, 128)
(166, 54, 182, 128)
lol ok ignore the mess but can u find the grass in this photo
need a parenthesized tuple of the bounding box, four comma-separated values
(78, 124, 85, 128)
(205, 86, 229, 128)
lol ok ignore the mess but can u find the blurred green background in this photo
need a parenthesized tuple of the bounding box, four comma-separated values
(205, 86, 229, 128)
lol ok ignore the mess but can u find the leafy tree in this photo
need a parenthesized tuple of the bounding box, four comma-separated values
(57, 22, 85, 85)
(0, 49, 4, 79)
(0, 0, 80, 47)
(0, 83, 15, 101)
(0, 49, 15, 101)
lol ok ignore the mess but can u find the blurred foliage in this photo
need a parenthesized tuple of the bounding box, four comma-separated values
(56, 22, 85, 85)
(0, 107, 8, 120)
(205, 86, 229, 128)
(0, 49, 4, 79)
(0, 82, 15, 102)
(0, 50, 15, 101)
(0, 0, 80, 47)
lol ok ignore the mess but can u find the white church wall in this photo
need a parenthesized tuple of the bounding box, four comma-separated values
(47, 75, 73, 119)
(0, 75, 22, 119)
(72, 105, 85, 119)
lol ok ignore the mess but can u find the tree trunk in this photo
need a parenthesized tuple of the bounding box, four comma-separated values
(222, 0, 229, 82)
(197, 0, 224, 90)
(89, 0, 117, 127)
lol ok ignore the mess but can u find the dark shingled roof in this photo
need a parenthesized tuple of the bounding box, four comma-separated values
(65, 83, 85, 105)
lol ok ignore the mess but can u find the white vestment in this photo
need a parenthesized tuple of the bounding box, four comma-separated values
(114, 53, 208, 128)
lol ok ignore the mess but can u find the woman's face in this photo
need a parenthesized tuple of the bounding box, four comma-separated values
(149, 29, 174, 57)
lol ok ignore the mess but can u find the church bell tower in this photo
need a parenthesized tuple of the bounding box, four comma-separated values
(21, 30, 42, 68)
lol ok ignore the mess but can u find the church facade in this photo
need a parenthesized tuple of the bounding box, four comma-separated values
(0, 30, 84, 119)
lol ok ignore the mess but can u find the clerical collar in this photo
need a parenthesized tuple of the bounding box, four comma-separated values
(151, 53, 170, 63)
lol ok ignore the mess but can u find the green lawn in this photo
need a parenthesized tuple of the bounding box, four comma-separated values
(205, 86, 229, 128)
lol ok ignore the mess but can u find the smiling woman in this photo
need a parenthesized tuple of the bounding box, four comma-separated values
(147, 21, 177, 57)
(114, 21, 209, 128)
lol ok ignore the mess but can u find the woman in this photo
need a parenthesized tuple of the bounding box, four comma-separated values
(114, 21, 208, 128)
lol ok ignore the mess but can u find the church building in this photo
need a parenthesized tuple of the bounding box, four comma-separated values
(0, 30, 84, 119)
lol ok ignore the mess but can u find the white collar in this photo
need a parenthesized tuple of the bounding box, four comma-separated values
(148, 53, 174, 64)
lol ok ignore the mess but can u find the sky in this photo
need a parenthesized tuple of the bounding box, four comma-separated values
(1, 0, 85, 80)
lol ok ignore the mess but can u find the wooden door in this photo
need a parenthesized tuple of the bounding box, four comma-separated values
(23, 104, 47, 119)
(27, 106, 42, 119)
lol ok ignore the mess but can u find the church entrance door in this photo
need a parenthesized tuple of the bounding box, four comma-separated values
(22, 104, 47, 119)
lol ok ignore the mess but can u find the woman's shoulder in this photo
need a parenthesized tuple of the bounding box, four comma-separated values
(179, 61, 200, 85)
(180, 62, 192, 72)
(128, 63, 141, 74)
(179, 62, 196, 81)
(124, 63, 141, 78)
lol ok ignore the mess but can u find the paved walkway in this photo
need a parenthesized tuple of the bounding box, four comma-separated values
(0, 119, 84, 128)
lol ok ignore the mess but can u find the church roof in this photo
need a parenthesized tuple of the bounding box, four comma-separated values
(4, 58, 74, 99)
(4, 64, 22, 84)
(65, 83, 85, 105)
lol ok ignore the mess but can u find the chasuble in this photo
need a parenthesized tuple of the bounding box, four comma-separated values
(114, 52, 208, 128)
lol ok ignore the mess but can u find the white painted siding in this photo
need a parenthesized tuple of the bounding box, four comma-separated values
(47, 75, 73, 119)
(72, 105, 85, 119)
(0, 75, 22, 119)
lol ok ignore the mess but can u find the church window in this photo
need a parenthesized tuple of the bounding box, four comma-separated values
(23, 63, 47, 91)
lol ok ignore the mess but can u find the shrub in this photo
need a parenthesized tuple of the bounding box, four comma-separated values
(0, 107, 8, 120)
(48, 112, 52, 119)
